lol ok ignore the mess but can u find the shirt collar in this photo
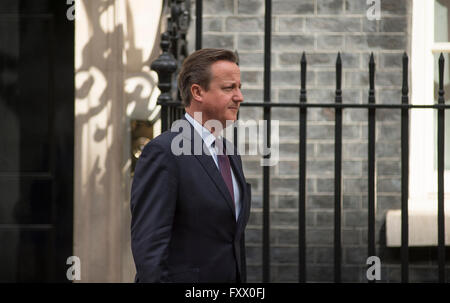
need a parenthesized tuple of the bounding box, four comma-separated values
(184, 112, 218, 149)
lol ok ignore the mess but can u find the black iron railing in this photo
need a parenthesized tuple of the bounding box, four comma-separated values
(237, 53, 448, 283)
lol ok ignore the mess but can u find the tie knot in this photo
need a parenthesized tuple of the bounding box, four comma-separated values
(213, 137, 225, 155)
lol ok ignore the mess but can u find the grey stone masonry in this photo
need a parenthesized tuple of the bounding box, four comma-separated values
(186, 0, 450, 283)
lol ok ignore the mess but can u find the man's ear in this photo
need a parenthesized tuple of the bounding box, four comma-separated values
(190, 84, 204, 103)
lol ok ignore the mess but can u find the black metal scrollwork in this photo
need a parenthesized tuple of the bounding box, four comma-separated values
(151, 0, 191, 132)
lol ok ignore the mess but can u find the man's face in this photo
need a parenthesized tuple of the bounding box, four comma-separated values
(199, 60, 243, 128)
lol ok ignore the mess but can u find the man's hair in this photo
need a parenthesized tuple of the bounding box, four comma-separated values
(177, 48, 238, 107)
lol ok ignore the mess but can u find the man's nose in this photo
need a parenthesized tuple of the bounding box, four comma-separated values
(234, 88, 244, 102)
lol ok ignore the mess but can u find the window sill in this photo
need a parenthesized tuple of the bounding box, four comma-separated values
(386, 207, 450, 247)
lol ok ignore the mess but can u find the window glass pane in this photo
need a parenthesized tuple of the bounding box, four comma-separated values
(435, 0, 450, 42)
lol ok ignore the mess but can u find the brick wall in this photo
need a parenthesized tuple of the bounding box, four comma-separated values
(186, 0, 450, 282)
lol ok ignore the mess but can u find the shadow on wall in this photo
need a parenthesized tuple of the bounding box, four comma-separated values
(76, 0, 162, 125)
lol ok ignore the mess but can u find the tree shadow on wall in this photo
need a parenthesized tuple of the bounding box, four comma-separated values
(74, 0, 164, 281)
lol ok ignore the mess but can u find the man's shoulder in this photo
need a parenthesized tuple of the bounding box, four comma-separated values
(141, 130, 178, 155)
(152, 129, 179, 145)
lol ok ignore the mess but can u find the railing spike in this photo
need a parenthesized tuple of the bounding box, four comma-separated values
(402, 53, 409, 96)
(369, 53, 375, 90)
(439, 53, 445, 93)
(336, 52, 342, 94)
(300, 52, 307, 97)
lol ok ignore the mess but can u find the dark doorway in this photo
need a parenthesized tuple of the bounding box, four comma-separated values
(0, 0, 74, 282)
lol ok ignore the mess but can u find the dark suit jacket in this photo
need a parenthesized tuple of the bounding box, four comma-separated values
(130, 116, 251, 283)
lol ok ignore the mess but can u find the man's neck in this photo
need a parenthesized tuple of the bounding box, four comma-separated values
(185, 109, 222, 136)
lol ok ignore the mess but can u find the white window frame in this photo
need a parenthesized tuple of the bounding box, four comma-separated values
(410, 0, 450, 210)
(386, 0, 450, 247)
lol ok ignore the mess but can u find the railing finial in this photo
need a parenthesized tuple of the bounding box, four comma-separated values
(151, 31, 178, 131)
(369, 53, 376, 94)
(402, 53, 409, 98)
(300, 52, 307, 101)
(336, 52, 342, 99)
(439, 53, 445, 96)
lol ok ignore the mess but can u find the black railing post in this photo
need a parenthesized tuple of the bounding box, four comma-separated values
(401, 52, 409, 283)
(437, 53, 446, 283)
(262, 0, 272, 283)
(151, 32, 177, 132)
(334, 53, 343, 283)
(367, 53, 377, 283)
(195, 0, 202, 50)
(299, 52, 307, 283)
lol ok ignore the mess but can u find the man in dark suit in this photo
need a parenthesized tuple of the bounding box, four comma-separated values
(130, 48, 251, 283)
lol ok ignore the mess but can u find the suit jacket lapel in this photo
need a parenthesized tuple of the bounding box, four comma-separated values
(179, 116, 237, 218)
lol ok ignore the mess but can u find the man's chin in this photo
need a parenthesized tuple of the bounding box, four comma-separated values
(220, 118, 236, 128)
(226, 116, 237, 123)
